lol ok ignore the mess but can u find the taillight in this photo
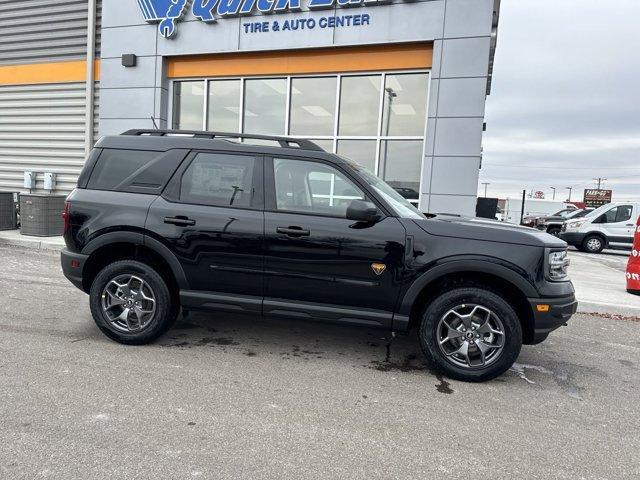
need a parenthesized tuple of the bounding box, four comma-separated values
(62, 201, 70, 234)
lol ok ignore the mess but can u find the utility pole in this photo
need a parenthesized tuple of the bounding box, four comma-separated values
(481, 182, 490, 197)
(550, 187, 556, 200)
(566, 186, 572, 201)
(593, 177, 607, 189)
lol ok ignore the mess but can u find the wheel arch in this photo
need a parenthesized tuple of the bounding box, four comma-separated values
(399, 260, 538, 344)
(80, 231, 188, 295)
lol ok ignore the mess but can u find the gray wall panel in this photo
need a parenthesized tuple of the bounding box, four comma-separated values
(0, 0, 101, 65)
(0, 82, 99, 194)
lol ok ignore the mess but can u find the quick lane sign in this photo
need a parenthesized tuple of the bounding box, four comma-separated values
(137, 0, 380, 38)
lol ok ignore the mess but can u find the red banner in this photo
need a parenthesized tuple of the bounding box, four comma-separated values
(627, 216, 640, 295)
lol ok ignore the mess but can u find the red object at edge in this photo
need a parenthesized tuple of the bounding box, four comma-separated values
(626, 215, 640, 295)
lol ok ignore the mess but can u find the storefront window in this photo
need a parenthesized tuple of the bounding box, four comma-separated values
(382, 73, 429, 137)
(310, 139, 335, 152)
(243, 78, 287, 135)
(339, 75, 381, 136)
(379, 140, 423, 197)
(207, 79, 241, 132)
(173, 81, 204, 130)
(337, 140, 376, 172)
(172, 71, 429, 204)
(290, 77, 337, 136)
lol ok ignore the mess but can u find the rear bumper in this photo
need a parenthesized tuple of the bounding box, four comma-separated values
(60, 248, 89, 292)
(528, 294, 578, 343)
(559, 232, 586, 246)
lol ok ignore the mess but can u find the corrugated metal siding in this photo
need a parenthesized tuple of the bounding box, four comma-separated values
(0, 0, 101, 66)
(0, 82, 99, 194)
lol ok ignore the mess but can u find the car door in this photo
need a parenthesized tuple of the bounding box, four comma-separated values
(597, 204, 635, 248)
(262, 156, 406, 328)
(145, 151, 264, 314)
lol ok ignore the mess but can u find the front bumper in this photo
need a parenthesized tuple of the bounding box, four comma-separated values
(559, 231, 586, 246)
(528, 294, 578, 343)
(60, 248, 89, 292)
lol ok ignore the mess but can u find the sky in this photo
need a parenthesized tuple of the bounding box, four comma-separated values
(480, 0, 640, 203)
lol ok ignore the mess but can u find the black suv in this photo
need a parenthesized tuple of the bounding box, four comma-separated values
(61, 130, 577, 382)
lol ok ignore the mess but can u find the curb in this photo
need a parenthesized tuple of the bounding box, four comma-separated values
(0, 233, 63, 253)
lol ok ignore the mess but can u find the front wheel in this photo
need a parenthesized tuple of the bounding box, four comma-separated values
(547, 227, 561, 237)
(419, 287, 523, 382)
(582, 235, 605, 253)
(89, 260, 178, 345)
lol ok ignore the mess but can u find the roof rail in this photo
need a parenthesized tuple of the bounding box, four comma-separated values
(121, 129, 325, 152)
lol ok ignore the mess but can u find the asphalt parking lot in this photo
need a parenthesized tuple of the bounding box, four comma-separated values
(0, 246, 639, 479)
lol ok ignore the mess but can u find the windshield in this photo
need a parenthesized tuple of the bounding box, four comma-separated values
(582, 204, 611, 219)
(351, 164, 424, 219)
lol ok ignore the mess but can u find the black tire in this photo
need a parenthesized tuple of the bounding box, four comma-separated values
(547, 227, 561, 237)
(582, 234, 605, 253)
(89, 260, 178, 345)
(419, 287, 523, 382)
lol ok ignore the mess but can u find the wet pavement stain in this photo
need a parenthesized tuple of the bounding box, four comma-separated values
(435, 374, 454, 394)
(198, 337, 239, 346)
(370, 354, 427, 373)
(244, 350, 257, 357)
(619, 359, 634, 368)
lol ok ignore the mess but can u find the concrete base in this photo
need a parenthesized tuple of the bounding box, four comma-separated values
(0, 229, 64, 252)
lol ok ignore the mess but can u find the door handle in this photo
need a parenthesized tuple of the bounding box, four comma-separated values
(627, 224, 634, 227)
(164, 216, 196, 226)
(277, 226, 310, 237)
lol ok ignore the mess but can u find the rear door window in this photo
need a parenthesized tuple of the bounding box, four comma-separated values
(87, 149, 158, 190)
(179, 153, 256, 208)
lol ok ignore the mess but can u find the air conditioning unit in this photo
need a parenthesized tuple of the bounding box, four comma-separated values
(0, 192, 17, 231)
(19, 194, 66, 237)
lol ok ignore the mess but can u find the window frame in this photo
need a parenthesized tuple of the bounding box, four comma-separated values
(162, 150, 265, 211)
(264, 154, 390, 220)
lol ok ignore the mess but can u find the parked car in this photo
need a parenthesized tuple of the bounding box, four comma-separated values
(537, 208, 594, 237)
(561, 202, 640, 253)
(61, 130, 577, 382)
(523, 206, 578, 228)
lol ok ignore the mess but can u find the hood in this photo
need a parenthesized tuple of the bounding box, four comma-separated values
(413, 215, 567, 248)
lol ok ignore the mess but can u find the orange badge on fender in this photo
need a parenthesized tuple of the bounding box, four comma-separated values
(371, 263, 386, 276)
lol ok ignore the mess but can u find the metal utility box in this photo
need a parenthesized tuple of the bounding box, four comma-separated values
(0, 192, 17, 231)
(19, 194, 66, 237)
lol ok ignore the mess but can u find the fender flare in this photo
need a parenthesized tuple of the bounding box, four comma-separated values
(81, 231, 189, 290)
(397, 258, 538, 318)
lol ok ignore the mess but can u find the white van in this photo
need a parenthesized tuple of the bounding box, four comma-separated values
(561, 202, 639, 253)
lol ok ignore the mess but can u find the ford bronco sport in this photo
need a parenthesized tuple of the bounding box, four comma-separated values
(61, 130, 577, 382)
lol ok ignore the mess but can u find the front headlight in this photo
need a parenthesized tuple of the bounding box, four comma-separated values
(547, 249, 570, 281)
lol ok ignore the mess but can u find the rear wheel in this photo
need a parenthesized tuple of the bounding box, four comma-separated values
(582, 234, 605, 253)
(89, 260, 178, 345)
(419, 287, 522, 382)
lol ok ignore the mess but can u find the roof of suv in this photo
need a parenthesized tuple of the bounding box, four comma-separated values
(95, 129, 349, 166)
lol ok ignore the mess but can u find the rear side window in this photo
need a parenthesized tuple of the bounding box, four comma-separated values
(180, 153, 255, 208)
(87, 149, 158, 190)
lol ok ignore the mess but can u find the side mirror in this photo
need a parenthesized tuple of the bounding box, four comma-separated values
(346, 200, 380, 223)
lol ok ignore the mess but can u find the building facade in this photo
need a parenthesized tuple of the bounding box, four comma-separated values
(0, 0, 499, 216)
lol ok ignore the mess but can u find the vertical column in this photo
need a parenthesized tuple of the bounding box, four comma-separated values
(420, 0, 494, 216)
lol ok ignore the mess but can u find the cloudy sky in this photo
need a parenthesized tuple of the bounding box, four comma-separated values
(480, 0, 640, 203)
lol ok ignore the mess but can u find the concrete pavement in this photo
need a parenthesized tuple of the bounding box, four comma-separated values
(0, 245, 639, 479)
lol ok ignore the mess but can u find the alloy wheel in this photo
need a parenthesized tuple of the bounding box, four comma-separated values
(436, 304, 505, 368)
(101, 274, 156, 333)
